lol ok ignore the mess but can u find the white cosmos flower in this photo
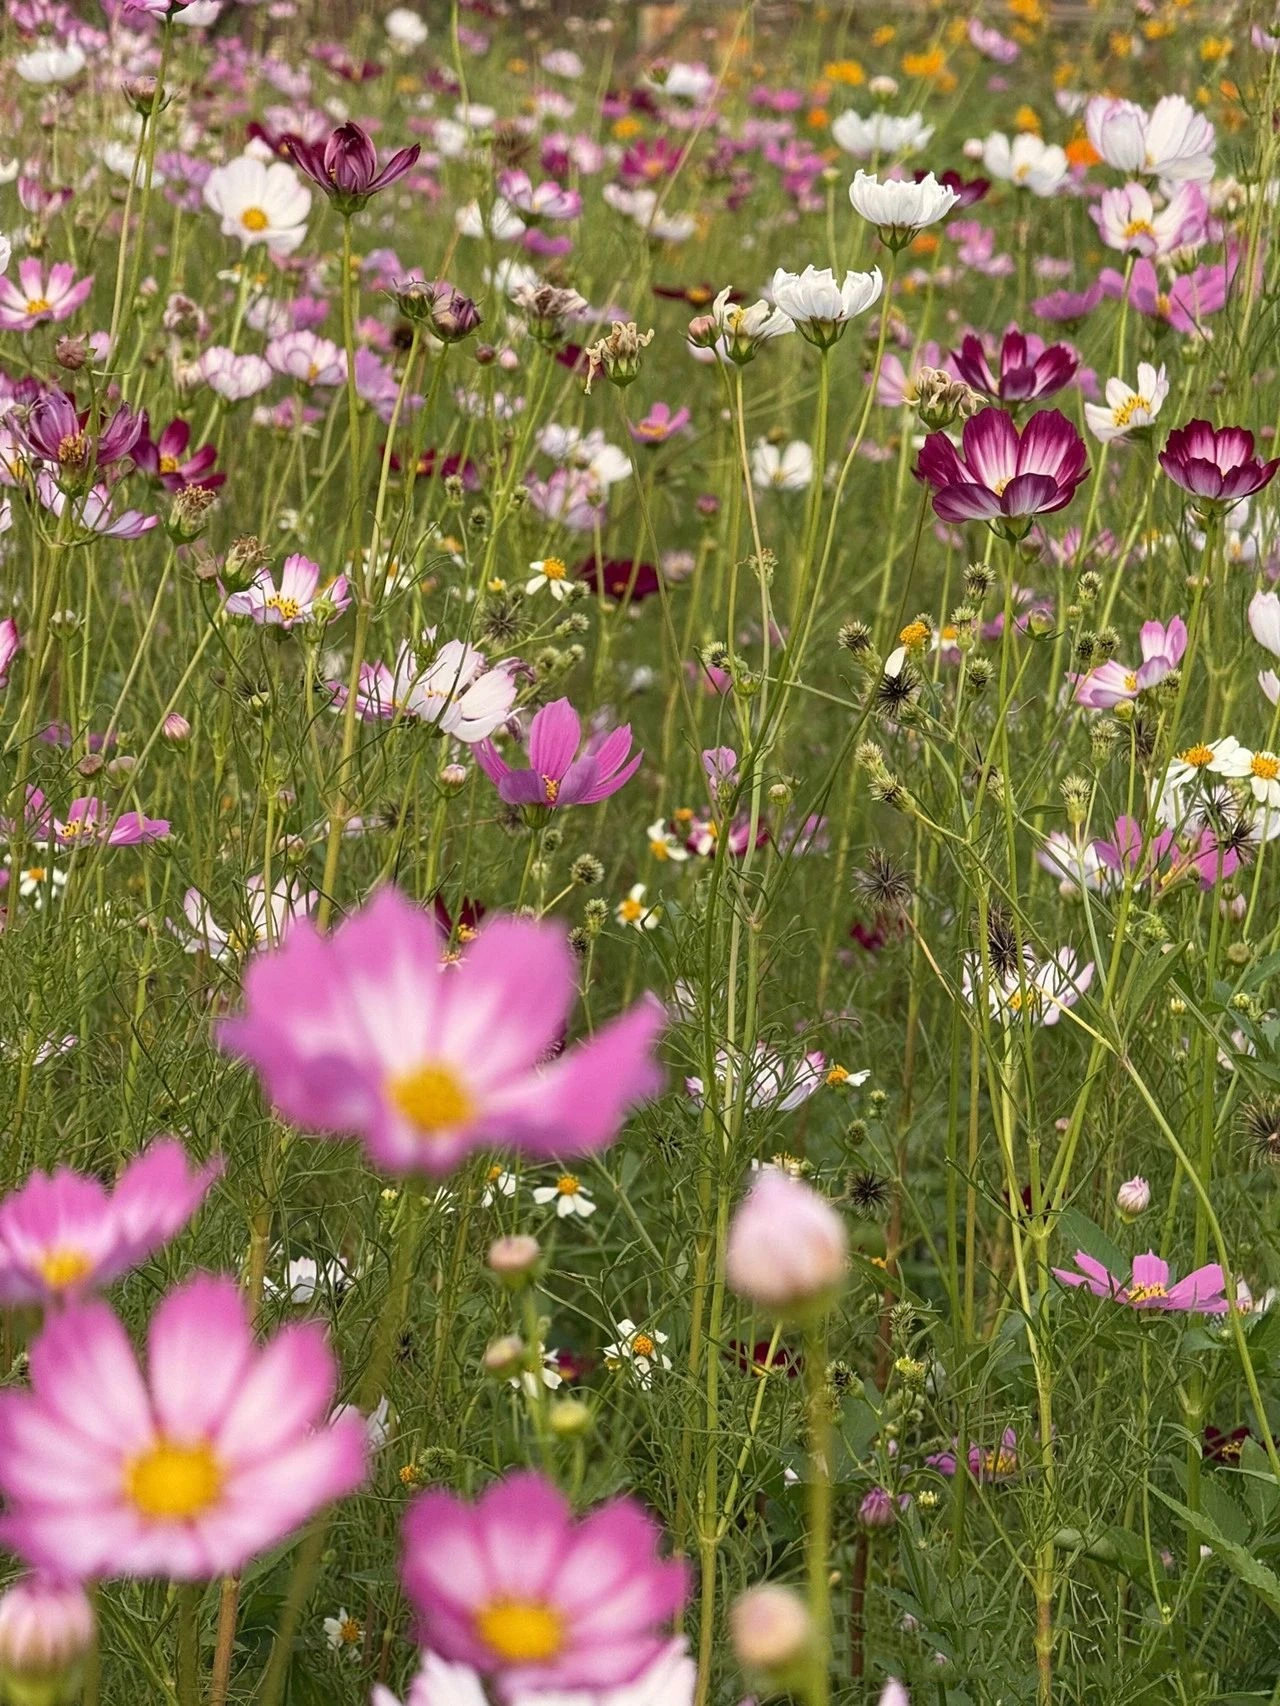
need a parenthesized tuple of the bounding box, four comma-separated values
(831, 110, 933, 158)
(532, 1174, 597, 1218)
(848, 170, 959, 241)
(712, 286, 794, 356)
(751, 439, 814, 492)
(981, 131, 1069, 195)
(1206, 736, 1280, 808)
(203, 154, 311, 254)
(322, 1606, 361, 1656)
(769, 265, 883, 345)
(1249, 589, 1280, 656)
(1085, 93, 1215, 184)
(655, 62, 717, 102)
(373, 1642, 696, 1706)
(385, 6, 428, 48)
(647, 818, 690, 863)
(200, 347, 273, 400)
(1084, 362, 1169, 443)
(454, 197, 526, 240)
(14, 40, 86, 83)
(603, 1319, 672, 1387)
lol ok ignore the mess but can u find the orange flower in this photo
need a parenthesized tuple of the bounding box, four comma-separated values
(823, 58, 865, 85)
(612, 116, 643, 141)
(1014, 103, 1041, 133)
(910, 232, 940, 255)
(1199, 34, 1232, 60)
(1066, 135, 1101, 168)
(902, 46, 946, 79)
(807, 106, 830, 129)
(871, 23, 896, 45)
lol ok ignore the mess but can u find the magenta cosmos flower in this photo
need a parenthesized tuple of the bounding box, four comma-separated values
(1053, 1249, 1228, 1314)
(915, 407, 1088, 536)
(475, 699, 641, 810)
(1159, 420, 1280, 509)
(53, 799, 169, 847)
(951, 327, 1079, 404)
(1071, 616, 1186, 709)
(0, 1140, 221, 1306)
(287, 121, 420, 213)
(0, 259, 93, 332)
(0, 1272, 366, 1579)
(217, 886, 664, 1176)
(133, 415, 223, 492)
(401, 1471, 688, 1695)
(927, 1427, 1019, 1481)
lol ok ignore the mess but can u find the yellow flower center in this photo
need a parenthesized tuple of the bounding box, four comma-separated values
(898, 620, 930, 649)
(1127, 1282, 1168, 1302)
(1123, 671, 1139, 691)
(486, 1164, 504, 1183)
(1122, 218, 1155, 241)
(37, 1247, 92, 1289)
(25, 867, 46, 884)
(1179, 743, 1214, 767)
(264, 594, 302, 621)
(1113, 396, 1149, 429)
(631, 1332, 656, 1358)
(159, 453, 180, 474)
(826, 1064, 850, 1085)
(1155, 292, 1172, 317)
(982, 1447, 1018, 1476)
(389, 1061, 475, 1135)
(338, 1617, 361, 1646)
(542, 776, 561, 804)
(619, 897, 644, 922)
(24, 296, 51, 316)
(240, 206, 270, 232)
(541, 557, 567, 581)
(555, 1175, 580, 1196)
(1253, 752, 1280, 781)
(125, 1439, 222, 1519)
(475, 1599, 565, 1663)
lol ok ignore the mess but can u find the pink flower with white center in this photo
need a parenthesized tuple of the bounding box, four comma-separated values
(498, 169, 582, 221)
(1085, 94, 1215, 183)
(0, 1272, 366, 1579)
(0, 1140, 222, 1306)
(35, 477, 158, 539)
(172, 875, 316, 962)
(400, 1471, 688, 1695)
(200, 348, 273, 402)
(264, 331, 346, 387)
(1091, 181, 1206, 258)
(914, 407, 1089, 536)
(217, 886, 665, 1177)
(1084, 362, 1170, 444)
(0, 618, 19, 688)
(374, 1641, 695, 1706)
(475, 699, 641, 810)
(1160, 421, 1280, 509)
(224, 554, 350, 629)
(329, 641, 517, 743)
(1053, 1249, 1228, 1313)
(0, 259, 93, 332)
(53, 799, 169, 848)
(1071, 615, 1186, 708)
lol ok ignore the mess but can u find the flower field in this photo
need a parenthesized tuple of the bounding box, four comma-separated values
(1, 0, 1279, 1701)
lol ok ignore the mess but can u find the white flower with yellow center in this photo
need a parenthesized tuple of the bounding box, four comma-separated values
(531, 1174, 596, 1219)
(524, 556, 571, 600)
(616, 883, 661, 931)
(323, 1608, 363, 1656)
(603, 1319, 672, 1388)
(203, 155, 312, 255)
(647, 819, 690, 863)
(1084, 362, 1169, 443)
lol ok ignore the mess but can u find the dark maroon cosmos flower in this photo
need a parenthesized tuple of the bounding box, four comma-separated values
(286, 121, 420, 214)
(917, 168, 989, 208)
(951, 326, 1079, 404)
(915, 407, 1089, 536)
(134, 416, 224, 492)
(14, 390, 144, 487)
(1158, 420, 1280, 508)
(577, 555, 661, 603)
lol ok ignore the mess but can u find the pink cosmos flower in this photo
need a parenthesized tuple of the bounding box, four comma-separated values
(1159, 421, 1280, 507)
(967, 17, 1019, 61)
(265, 330, 347, 386)
(224, 554, 350, 629)
(0, 1140, 222, 1306)
(875, 342, 949, 408)
(35, 477, 158, 539)
(628, 403, 691, 445)
(498, 168, 582, 221)
(915, 407, 1089, 534)
(200, 348, 273, 402)
(0, 259, 93, 332)
(217, 886, 664, 1176)
(1031, 280, 1104, 325)
(951, 326, 1079, 403)
(0, 618, 19, 689)
(1091, 815, 1227, 893)
(133, 416, 223, 492)
(401, 1471, 688, 1695)
(12, 390, 144, 484)
(927, 1426, 1019, 1480)
(1071, 616, 1186, 708)
(53, 799, 169, 847)
(328, 640, 517, 742)
(1054, 1249, 1228, 1314)
(0, 1272, 366, 1579)
(286, 121, 420, 213)
(1084, 94, 1214, 183)
(1091, 181, 1206, 258)
(475, 699, 641, 810)
(374, 1641, 695, 1706)
(1099, 255, 1232, 335)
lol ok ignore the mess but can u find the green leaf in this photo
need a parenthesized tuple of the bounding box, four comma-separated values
(1149, 1486, 1280, 1614)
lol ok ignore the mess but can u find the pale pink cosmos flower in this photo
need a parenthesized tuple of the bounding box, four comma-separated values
(373, 1641, 695, 1706)
(1071, 615, 1186, 708)
(53, 799, 169, 847)
(1090, 181, 1206, 258)
(264, 330, 346, 386)
(1085, 94, 1214, 183)
(0, 1140, 222, 1306)
(1053, 1249, 1228, 1313)
(400, 1471, 688, 1696)
(1250, 590, 1280, 657)
(0, 258, 93, 332)
(171, 874, 317, 962)
(0, 1272, 366, 1579)
(217, 886, 665, 1176)
(224, 554, 350, 629)
(475, 699, 641, 809)
(0, 618, 19, 688)
(329, 640, 517, 743)
(199, 348, 274, 401)
(726, 1170, 848, 1314)
(35, 477, 157, 539)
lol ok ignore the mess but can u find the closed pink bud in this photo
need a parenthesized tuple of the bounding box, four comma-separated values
(858, 1486, 898, 1530)
(1116, 1175, 1150, 1218)
(162, 712, 192, 745)
(726, 1169, 847, 1316)
(0, 1575, 94, 1693)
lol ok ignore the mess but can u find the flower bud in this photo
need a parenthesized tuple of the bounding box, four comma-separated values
(488, 1235, 540, 1282)
(0, 1575, 94, 1706)
(161, 712, 191, 745)
(858, 1486, 898, 1530)
(1116, 1176, 1150, 1220)
(730, 1584, 813, 1686)
(726, 1170, 847, 1318)
(481, 1335, 526, 1379)
(548, 1397, 592, 1438)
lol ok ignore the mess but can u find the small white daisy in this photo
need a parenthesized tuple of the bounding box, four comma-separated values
(532, 1174, 597, 1218)
(603, 1319, 672, 1388)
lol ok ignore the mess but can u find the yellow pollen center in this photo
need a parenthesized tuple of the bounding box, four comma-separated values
(1253, 753, 1280, 780)
(631, 1332, 656, 1358)
(125, 1439, 222, 1519)
(58, 432, 87, 465)
(983, 1448, 1017, 1476)
(264, 594, 302, 621)
(37, 1247, 92, 1289)
(992, 476, 1010, 496)
(159, 453, 180, 474)
(1113, 396, 1149, 429)
(1179, 743, 1214, 767)
(24, 297, 51, 316)
(620, 897, 643, 921)
(1221, 1439, 1244, 1462)
(1124, 671, 1139, 692)
(1127, 1282, 1168, 1302)
(1122, 218, 1155, 240)
(241, 207, 270, 232)
(542, 776, 561, 804)
(475, 1599, 566, 1663)
(827, 1065, 850, 1085)
(25, 867, 46, 883)
(486, 1164, 503, 1183)
(389, 1061, 475, 1135)
(898, 620, 930, 649)
(338, 1617, 361, 1645)
(555, 1175, 580, 1196)
(542, 557, 567, 580)
(1156, 292, 1172, 316)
